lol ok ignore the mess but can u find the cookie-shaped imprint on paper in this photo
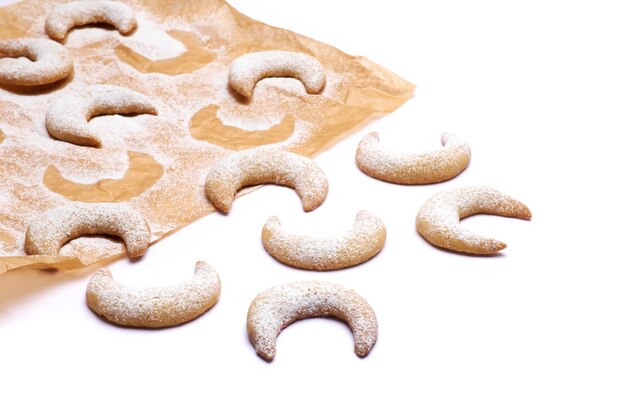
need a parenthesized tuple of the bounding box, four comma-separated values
(262, 211, 386, 271)
(43, 151, 163, 203)
(205, 148, 328, 213)
(45, 0, 137, 41)
(115, 30, 215, 76)
(45, 84, 158, 147)
(356, 132, 471, 184)
(24, 203, 150, 258)
(229, 50, 326, 98)
(189, 104, 295, 150)
(86, 261, 220, 328)
(416, 186, 532, 255)
(0, 38, 73, 86)
(247, 281, 378, 361)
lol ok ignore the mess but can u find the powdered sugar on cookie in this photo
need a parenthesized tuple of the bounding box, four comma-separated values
(0, 38, 73, 86)
(247, 280, 378, 361)
(24, 202, 151, 258)
(45, 0, 137, 41)
(205, 147, 329, 213)
(86, 260, 220, 328)
(262, 211, 386, 271)
(416, 186, 532, 255)
(357, 132, 471, 184)
(45, 84, 158, 147)
(229, 50, 326, 98)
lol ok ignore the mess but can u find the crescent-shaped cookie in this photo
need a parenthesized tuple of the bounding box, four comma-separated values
(416, 186, 531, 255)
(229, 50, 326, 98)
(0, 38, 73, 86)
(24, 202, 150, 258)
(45, 84, 158, 147)
(205, 148, 328, 213)
(356, 132, 471, 184)
(262, 211, 386, 271)
(247, 281, 378, 361)
(45, 0, 137, 41)
(86, 261, 221, 328)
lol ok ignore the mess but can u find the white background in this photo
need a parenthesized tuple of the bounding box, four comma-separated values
(1, 0, 625, 416)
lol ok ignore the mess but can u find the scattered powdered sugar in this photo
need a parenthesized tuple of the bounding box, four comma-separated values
(24, 202, 151, 258)
(87, 114, 151, 149)
(215, 104, 288, 131)
(416, 186, 532, 254)
(356, 132, 471, 184)
(119, 13, 186, 60)
(279, 120, 316, 149)
(262, 210, 386, 271)
(63, 26, 122, 49)
(205, 147, 329, 212)
(86, 261, 220, 327)
(0, 0, 396, 266)
(0, 38, 73, 86)
(319, 69, 348, 100)
(45, 148, 130, 183)
(247, 280, 378, 361)
(250, 77, 308, 97)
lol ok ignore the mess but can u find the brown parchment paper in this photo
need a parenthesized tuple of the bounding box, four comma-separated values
(0, 0, 414, 275)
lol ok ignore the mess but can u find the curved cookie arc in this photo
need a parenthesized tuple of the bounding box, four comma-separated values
(205, 148, 328, 213)
(356, 132, 471, 184)
(45, 0, 137, 41)
(416, 186, 532, 255)
(262, 211, 386, 271)
(24, 203, 150, 258)
(45, 84, 158, 147)
(229, 50, 326, 98)
(247, 281, 378, 361)
(86, 261, 221, 328)
(0, 38, 73, 86)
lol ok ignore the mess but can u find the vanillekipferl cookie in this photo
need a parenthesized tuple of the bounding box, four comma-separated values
(24, 202, 150, 258)
(356, 131, 471, 184)
(45, 84, 158, 147)
(86, 261, 221, 328)
(45, 0, 137, 41)
(416, 186, 531, 255)
(262, 211, 386, 271)
(247, 280, 378, 361)
(205, 147, 328, 213)
(0, 38, 73, 86)
(229, 50, 326, 98)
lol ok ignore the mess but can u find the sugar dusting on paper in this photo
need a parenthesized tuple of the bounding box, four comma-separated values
(0, 0, 414, 273)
